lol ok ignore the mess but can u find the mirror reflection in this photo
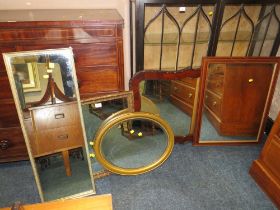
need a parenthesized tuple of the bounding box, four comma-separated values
(94, 112, 174, 175)
(140, 77, 199, 135)
(81, 92, 133, 177)
(4, 48, 94, 201)
(199, 61, 278, 143)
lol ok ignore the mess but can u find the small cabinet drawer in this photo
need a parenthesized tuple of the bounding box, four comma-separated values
(171, 81, 195, 105)
(31, 102, 80, 130)
(0, 127, 28, 162)
(34, 125, 84, 156)
(204, 90, 221, 118)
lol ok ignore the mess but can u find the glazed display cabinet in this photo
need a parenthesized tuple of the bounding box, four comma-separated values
(131, 0, 280, 73)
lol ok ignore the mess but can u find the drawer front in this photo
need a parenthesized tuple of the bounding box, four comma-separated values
(35, 125, 84, 156)
(0, 26, 116, 42)
(0, 99, 20, 128)
(263, 135, 280, 180)
(179, 77, 197, 87)
(171, 81, 195, 105)
(32, 103, 80, 130)
(73, 43, 118, 67)
(77, 67, 121, 97)
(0, 127, 28, 161)
(204, 90, 221, 118)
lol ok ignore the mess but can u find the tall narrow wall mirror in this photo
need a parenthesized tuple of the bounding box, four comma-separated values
(194, 57, 280, 145)
(3, 48, 95, 201)
(130, 69, 200, 143)
(81, 91, 134, 178)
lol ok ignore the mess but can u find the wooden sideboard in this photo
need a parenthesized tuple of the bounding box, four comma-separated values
(0, 9, 124, 162)
(250, 112, 280, 208)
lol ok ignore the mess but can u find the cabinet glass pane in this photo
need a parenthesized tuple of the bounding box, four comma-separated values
(216, 4, 280, 57)
(144, 5, 214, 71)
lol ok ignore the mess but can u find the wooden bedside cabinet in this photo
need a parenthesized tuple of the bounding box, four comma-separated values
(27, 101, 84, 176)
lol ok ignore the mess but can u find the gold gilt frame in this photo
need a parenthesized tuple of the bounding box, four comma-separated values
(93, 112, 174, 175)
(81, 91, 134, 178)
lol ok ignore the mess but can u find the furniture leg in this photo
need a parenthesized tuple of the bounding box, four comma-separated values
(62, 150, 71, 176)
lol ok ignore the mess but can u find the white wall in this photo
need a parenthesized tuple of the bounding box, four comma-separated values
(0, 0, 131, 89)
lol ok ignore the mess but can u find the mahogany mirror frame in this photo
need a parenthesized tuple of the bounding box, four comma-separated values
(193, 57, 280, 146)
(129, 68, 201, 143)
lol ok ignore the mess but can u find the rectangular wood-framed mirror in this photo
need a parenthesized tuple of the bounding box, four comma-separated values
(81, 91, 134, 178)
(194, 57, 280, 145)
(3, 48, 95, 201)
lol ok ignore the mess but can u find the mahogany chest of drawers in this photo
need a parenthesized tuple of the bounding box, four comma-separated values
(0, 9, 124, 162)
(250, 112, 280, 208)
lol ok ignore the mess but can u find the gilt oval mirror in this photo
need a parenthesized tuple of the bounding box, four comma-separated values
(94, 112, 174, 175)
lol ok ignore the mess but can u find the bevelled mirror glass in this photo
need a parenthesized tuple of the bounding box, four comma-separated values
(3, 48, 95, 201)
(194, 57, 280, 145)
(93, 112, 174, 175)
(81, 92, 134, 178)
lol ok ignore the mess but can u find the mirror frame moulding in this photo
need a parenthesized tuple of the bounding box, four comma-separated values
(81, 91, 134, 178)
(93, 112, 175, 175)
(3, 48, 96, 202)
(129, 68, 201, 143)
(193, 56, 280, 146)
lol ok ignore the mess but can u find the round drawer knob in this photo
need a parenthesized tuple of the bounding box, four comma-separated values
(0, 139, 10, 150)
(188, 93, 193, 98)
(213, 101, 217, 106)
(248, 78, 254, 83)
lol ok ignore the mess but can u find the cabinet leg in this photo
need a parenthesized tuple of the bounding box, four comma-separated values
(62, 150, 71, 176)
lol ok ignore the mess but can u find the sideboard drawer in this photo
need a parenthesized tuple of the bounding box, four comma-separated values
(171, 81, 195, 105)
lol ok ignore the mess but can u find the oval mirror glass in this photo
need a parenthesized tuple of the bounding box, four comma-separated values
(94, 112, 174, 175)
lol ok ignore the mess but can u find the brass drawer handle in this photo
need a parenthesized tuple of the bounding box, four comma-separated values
(55, 113, 65, 119)
(57, 134, 68, 140)
(188, 93, 193, 98)
(248, 78, 254, 83)
(212, 101, 217, 106)
(0, 139, 10, 150)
